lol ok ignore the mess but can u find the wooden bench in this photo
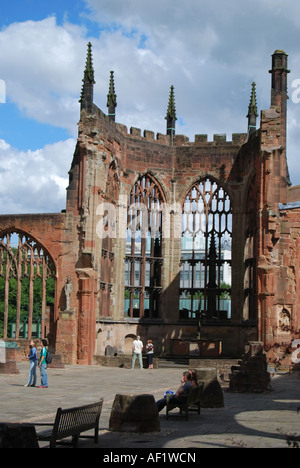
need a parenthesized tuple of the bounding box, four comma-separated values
(35, 399, 104, 448)
(166, 383, 204, 421)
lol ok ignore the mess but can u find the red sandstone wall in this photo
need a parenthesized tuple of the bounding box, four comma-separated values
(2, 92, 298, 365)
(72, 110, 261, 360)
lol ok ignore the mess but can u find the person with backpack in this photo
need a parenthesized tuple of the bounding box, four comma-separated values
(38, 339, 48, 388)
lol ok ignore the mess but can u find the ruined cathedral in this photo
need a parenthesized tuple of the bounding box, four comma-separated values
(1, 45, 300, 367)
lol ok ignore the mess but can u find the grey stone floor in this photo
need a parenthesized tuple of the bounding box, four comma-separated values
(0, 362, 299, 449)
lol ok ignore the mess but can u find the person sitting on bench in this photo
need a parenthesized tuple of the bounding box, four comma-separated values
(156, 371, 192, 412)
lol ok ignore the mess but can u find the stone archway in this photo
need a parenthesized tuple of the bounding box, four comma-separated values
(124, 334, 135, 355)
(125, 173, 166, 319)
(0, 231, 56, 342)
(180, 177, 232, 322)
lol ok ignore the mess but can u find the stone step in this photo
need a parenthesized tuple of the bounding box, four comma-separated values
(158, 357, 241, 383)
(158, 357, 189, 368)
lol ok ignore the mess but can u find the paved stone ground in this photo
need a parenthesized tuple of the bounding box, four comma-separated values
(0, 362, 299, 449)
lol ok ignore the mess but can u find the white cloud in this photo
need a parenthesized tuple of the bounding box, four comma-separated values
(0, 140, 10, 151)
(0, 138, 75, 214)
(0, 17, 85, 135)
(84, 0, 300, 184)
(0, 0, 300, 210)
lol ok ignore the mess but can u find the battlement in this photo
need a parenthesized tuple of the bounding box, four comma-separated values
(81, 104, 248, 148)
(117, 123, 247, 147)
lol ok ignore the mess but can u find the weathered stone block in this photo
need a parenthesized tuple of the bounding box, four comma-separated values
(0, 361, 19, 374)
(109, 394, 160, 433)
(194, 368, 224, 408)
(229, 342, 270, 392)
(0, 423, 39, 448)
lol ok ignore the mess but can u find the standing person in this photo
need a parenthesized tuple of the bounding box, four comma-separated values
(38, 339, 48, 388)
(24, 340, 38, 387)
(146, 339, 154, 369)
(131, 335, 143, 369)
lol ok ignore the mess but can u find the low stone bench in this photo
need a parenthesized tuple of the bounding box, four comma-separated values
(0, 423, 39, 448)
(0, 361, 19, 374)
(109, 394, 160, 433)
(194, 368, 224, 408)
(94, 355, 158, 368)
(0, 341, 21, 374)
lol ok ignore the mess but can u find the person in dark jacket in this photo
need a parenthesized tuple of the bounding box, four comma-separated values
(156, 371, 192, 412)
(24, 340, 38, 387)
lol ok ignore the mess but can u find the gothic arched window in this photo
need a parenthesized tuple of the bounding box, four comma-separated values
(0, 231, 56, 340)
(124, 174, 165, 318)
(180, 177, 232, 322)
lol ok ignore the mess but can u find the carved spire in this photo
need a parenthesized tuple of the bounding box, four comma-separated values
(247, 82, 258, 136)
(107, 71, 117, 122)
(165, 85, 177, 142)
(79, 42, 95, 113)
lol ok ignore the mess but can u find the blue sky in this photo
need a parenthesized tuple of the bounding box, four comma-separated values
(1, 0, 300, 213)
(1, 0, 89, 29)
(0, 0, 93, 151)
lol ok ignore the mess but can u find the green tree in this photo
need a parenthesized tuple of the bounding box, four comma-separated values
(0, 274, 55, 338)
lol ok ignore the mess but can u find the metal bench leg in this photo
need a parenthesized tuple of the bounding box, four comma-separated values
(94, 426, 99, 443)
(72, 434, 79, 448)
(50, 440, 57, 449)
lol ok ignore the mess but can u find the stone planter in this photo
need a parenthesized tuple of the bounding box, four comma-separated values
(194, 367, 224, 408)
(109, 394, 160, 433)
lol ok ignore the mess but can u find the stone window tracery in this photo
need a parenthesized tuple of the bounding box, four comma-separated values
(124, 174, 165, 318)
(180, 177, 232, 322)
(0, 231, 55, 339)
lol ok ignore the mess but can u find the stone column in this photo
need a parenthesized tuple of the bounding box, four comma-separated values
(76, 268, 97, 365)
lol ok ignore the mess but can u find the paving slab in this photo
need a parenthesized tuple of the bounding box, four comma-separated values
(0, 362, 299, 450)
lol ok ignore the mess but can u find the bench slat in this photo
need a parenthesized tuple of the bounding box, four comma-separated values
(36, 399, 104, 448)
